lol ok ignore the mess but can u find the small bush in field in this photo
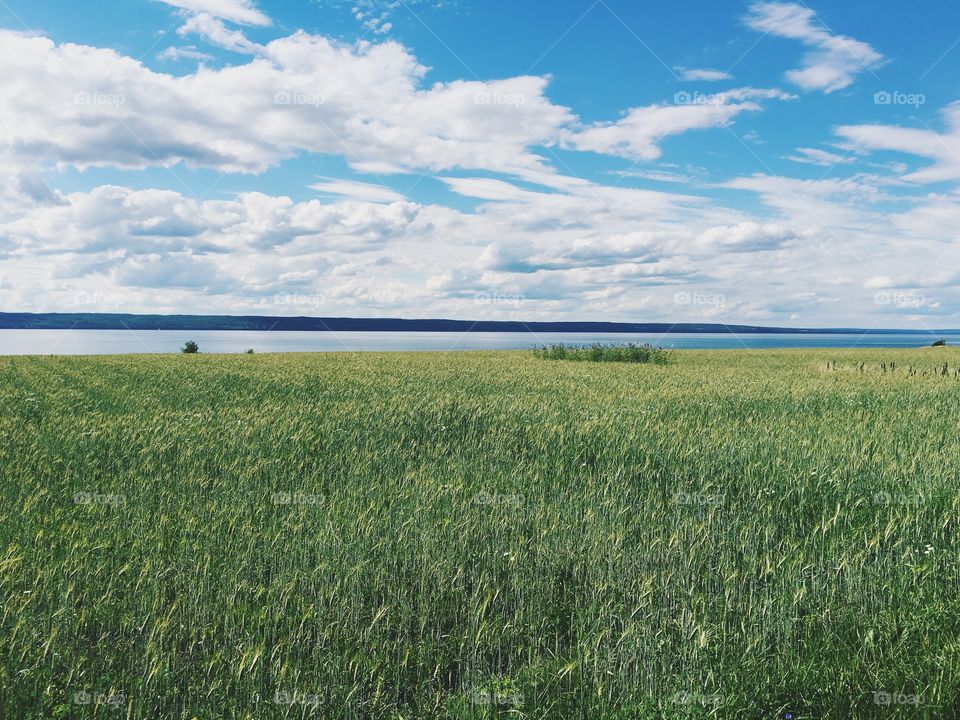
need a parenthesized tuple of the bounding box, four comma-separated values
(533, 342, 669, 364)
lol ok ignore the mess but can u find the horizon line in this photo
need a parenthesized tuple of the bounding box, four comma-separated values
(1, 311, 957, 335)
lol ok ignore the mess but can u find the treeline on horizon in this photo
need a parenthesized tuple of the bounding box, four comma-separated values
(0, 312, 950, 334)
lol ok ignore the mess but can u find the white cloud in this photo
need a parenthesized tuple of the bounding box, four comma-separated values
(744, 2, 883, 93)
(0, 27, 798, 191)
(156, 0, 271, 26)
(864, 276, 893, 289)
(0, 30, 573, 178)
(676, 67, 733, 82)
(3, 172, 959, 325)
(613, 169, 696, 184)
(310, 179, 407, 203)
(864, 271, 960, 290)
(157, 45, 216, 62)
(348, 0, 441, 35)
(720, 172, 894, 227)
(785, 147, 854, 166)
(696, 222, 798, 252)
(176, 13, 263, 53)
(1, 14, 957, 326)
(438, 177, 548, 202)
(836, 103, 960, 182)
(119, 254, 222, 289)
(568, 88, 794, 161)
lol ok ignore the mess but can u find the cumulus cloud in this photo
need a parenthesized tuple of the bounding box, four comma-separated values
(2, 13, 956, 326)
(0, 30, 574, 179)
(744, 2, 883, 92)
(0, 174, 723, 318)
(3, 169, 958, 325)
(118, 254, 222, 289)
(696, 222, 798, 252)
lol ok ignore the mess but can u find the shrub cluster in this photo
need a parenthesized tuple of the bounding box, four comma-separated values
(533, 342, 669, 364)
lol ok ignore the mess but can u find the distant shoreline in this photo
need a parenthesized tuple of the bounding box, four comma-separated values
(0, 312, 956, 335)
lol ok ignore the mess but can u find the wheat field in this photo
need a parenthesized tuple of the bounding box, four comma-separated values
(1, 348, 959, 718)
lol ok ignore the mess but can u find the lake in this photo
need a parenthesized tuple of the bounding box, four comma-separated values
(0, 329, 956, 355)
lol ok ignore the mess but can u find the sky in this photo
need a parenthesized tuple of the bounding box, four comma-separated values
(1, 0, 959, 328)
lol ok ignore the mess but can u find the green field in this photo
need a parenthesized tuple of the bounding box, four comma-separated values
(2, 349, 960, 719)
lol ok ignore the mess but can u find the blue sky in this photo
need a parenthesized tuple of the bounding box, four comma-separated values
(1, 0, 959, 326)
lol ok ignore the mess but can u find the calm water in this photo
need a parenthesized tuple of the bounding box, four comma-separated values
(0, 329, 956, 355)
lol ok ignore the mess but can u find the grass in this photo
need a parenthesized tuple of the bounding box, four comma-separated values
(1, 348, 960, 718)
(532, 342, 670, 364)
